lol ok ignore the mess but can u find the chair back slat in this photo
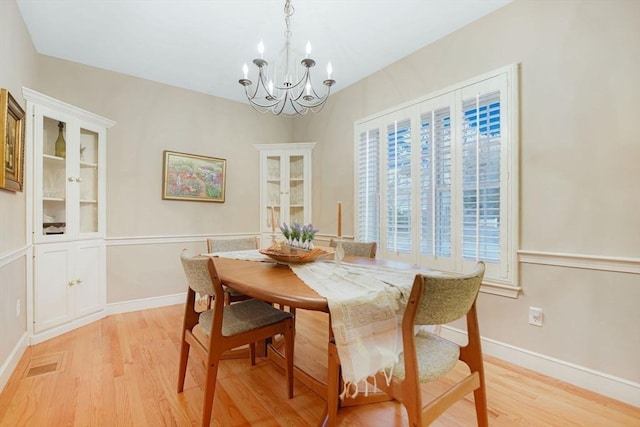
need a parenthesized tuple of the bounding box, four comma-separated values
(207, 237, 258, 253)
(329, 239, 377, 258)
(180, 250, 222, 299)
(413, 262, 485, 326)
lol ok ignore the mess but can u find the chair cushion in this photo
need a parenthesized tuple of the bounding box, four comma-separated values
(392, 331, 460, 383)
(198, 299, 293, 337)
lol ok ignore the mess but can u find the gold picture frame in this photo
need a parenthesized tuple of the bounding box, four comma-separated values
(0, 88, 25, 192)
(162, 150, 226, 202)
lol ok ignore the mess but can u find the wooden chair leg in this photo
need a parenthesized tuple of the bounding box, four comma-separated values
(177, 340, 190, 393)
(201, 358, 220, 427)
(250, 342, 256, 366)
(284, 319, 295, 399)
(326, 341, 340, 427)
(473, 383, 489, 427)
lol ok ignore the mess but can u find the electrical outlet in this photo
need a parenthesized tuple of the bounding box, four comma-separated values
(529, 307, 543, 326)
(16, 299, 21, 317)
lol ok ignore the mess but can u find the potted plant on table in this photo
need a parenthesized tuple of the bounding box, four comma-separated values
(280, 222, 318, 251)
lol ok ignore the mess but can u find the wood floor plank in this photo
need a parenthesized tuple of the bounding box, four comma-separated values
(1, 304, 638, 427)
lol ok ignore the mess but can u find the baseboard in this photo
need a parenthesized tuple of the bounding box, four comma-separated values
(106, 292, 186, 315)
(0, 332, 28, 393)
(30, 310, 107, 345)
(441, 325, 640, 408)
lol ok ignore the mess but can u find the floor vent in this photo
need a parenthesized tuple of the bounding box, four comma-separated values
(23, 352, 66, 378)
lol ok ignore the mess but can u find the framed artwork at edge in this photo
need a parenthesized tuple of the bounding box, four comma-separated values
(0, 88, 26, 192)
(162, 150, 226, 203)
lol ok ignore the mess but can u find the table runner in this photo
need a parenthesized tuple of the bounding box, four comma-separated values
(290, 261, 418, 395)
(203, 249, 274, 262)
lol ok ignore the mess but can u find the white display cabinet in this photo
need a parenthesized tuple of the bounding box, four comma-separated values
(24, 88, 115, 340)
(255, 143, 314, 247)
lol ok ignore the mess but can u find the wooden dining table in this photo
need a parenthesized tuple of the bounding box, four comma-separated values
(214, 254, 425, 425)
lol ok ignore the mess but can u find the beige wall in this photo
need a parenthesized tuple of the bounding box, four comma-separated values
(294, 0, 640, 383)
(0, 0, 38, 380)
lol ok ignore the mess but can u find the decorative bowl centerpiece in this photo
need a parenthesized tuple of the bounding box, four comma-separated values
(259, 222, 329, 264)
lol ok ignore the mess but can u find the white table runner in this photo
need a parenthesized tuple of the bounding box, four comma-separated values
(289, 261, 420, 394)
(203, 249, 274, 262)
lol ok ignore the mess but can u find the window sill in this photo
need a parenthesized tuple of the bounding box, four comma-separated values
(480, 280, 521, 298)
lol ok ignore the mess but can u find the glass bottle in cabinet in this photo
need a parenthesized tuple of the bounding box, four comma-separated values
(54, 121, 66, 158)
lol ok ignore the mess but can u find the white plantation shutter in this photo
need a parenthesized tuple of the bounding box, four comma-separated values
(386, 117, 412, 254)
(357, 128, 380, 244)
(420, 106, 452, 259)
(354, 65, 517, 289)
(461, 91, 502, 263)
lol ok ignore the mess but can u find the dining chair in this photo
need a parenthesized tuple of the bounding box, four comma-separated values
(327, 262, 487, 427)
(206, 237, 258, 304)
(177, 250, 295, 427)
(329, 239, 377, 258)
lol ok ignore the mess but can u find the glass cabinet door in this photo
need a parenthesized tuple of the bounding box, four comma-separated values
(289, 155, 305, 225)
(37, 113, 104, 241)
(78, 127, 99, 235)
(266, 154, 282, 231)
(41, 115, 69, 238)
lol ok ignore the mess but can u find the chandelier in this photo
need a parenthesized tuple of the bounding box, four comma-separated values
(238, 0, 335, 116)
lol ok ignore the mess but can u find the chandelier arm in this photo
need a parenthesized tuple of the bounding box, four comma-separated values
(258, 67, 284, 102)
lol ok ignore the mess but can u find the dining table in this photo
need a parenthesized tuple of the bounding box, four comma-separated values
(213, 253, 430, 425)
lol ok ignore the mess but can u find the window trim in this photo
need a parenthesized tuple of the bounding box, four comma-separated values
(354, 64, 520, 296)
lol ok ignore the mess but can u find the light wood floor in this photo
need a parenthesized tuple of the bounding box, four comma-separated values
(1, 304, 638, 426)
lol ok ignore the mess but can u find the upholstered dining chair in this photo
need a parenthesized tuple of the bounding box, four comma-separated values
(327, 262, 487, 427)
(329, 239, 377, 258)
(178, 250, 295, 427)
(206, 237, 258, 304)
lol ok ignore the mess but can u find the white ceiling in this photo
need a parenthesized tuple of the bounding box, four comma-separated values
(17, 0, 512, 105)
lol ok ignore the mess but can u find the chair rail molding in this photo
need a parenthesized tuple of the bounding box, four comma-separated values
(106, 232, 261, 247)
(0, 244, 30, 268)
(518, 250, 640, 275)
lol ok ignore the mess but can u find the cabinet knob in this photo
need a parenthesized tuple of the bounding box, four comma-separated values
(68, 177, 74, 182)
(68, 280, 76, 286)
(76, 177, 83, 183)
(76, 279, 83, 285)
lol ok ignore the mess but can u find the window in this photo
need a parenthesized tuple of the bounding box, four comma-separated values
(355, 65, 519, 295)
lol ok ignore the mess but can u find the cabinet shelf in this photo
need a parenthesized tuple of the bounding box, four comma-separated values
(43, 154, 65, 162)
(80, 161, 98, 168)
(43, 197, 65, 202)
(80, 199, 98, 204)
(43, 222, 66, 228)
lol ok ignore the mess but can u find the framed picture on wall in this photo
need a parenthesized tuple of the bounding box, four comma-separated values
(0, 88, 26, 192)
(162, 150, 226, 202)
